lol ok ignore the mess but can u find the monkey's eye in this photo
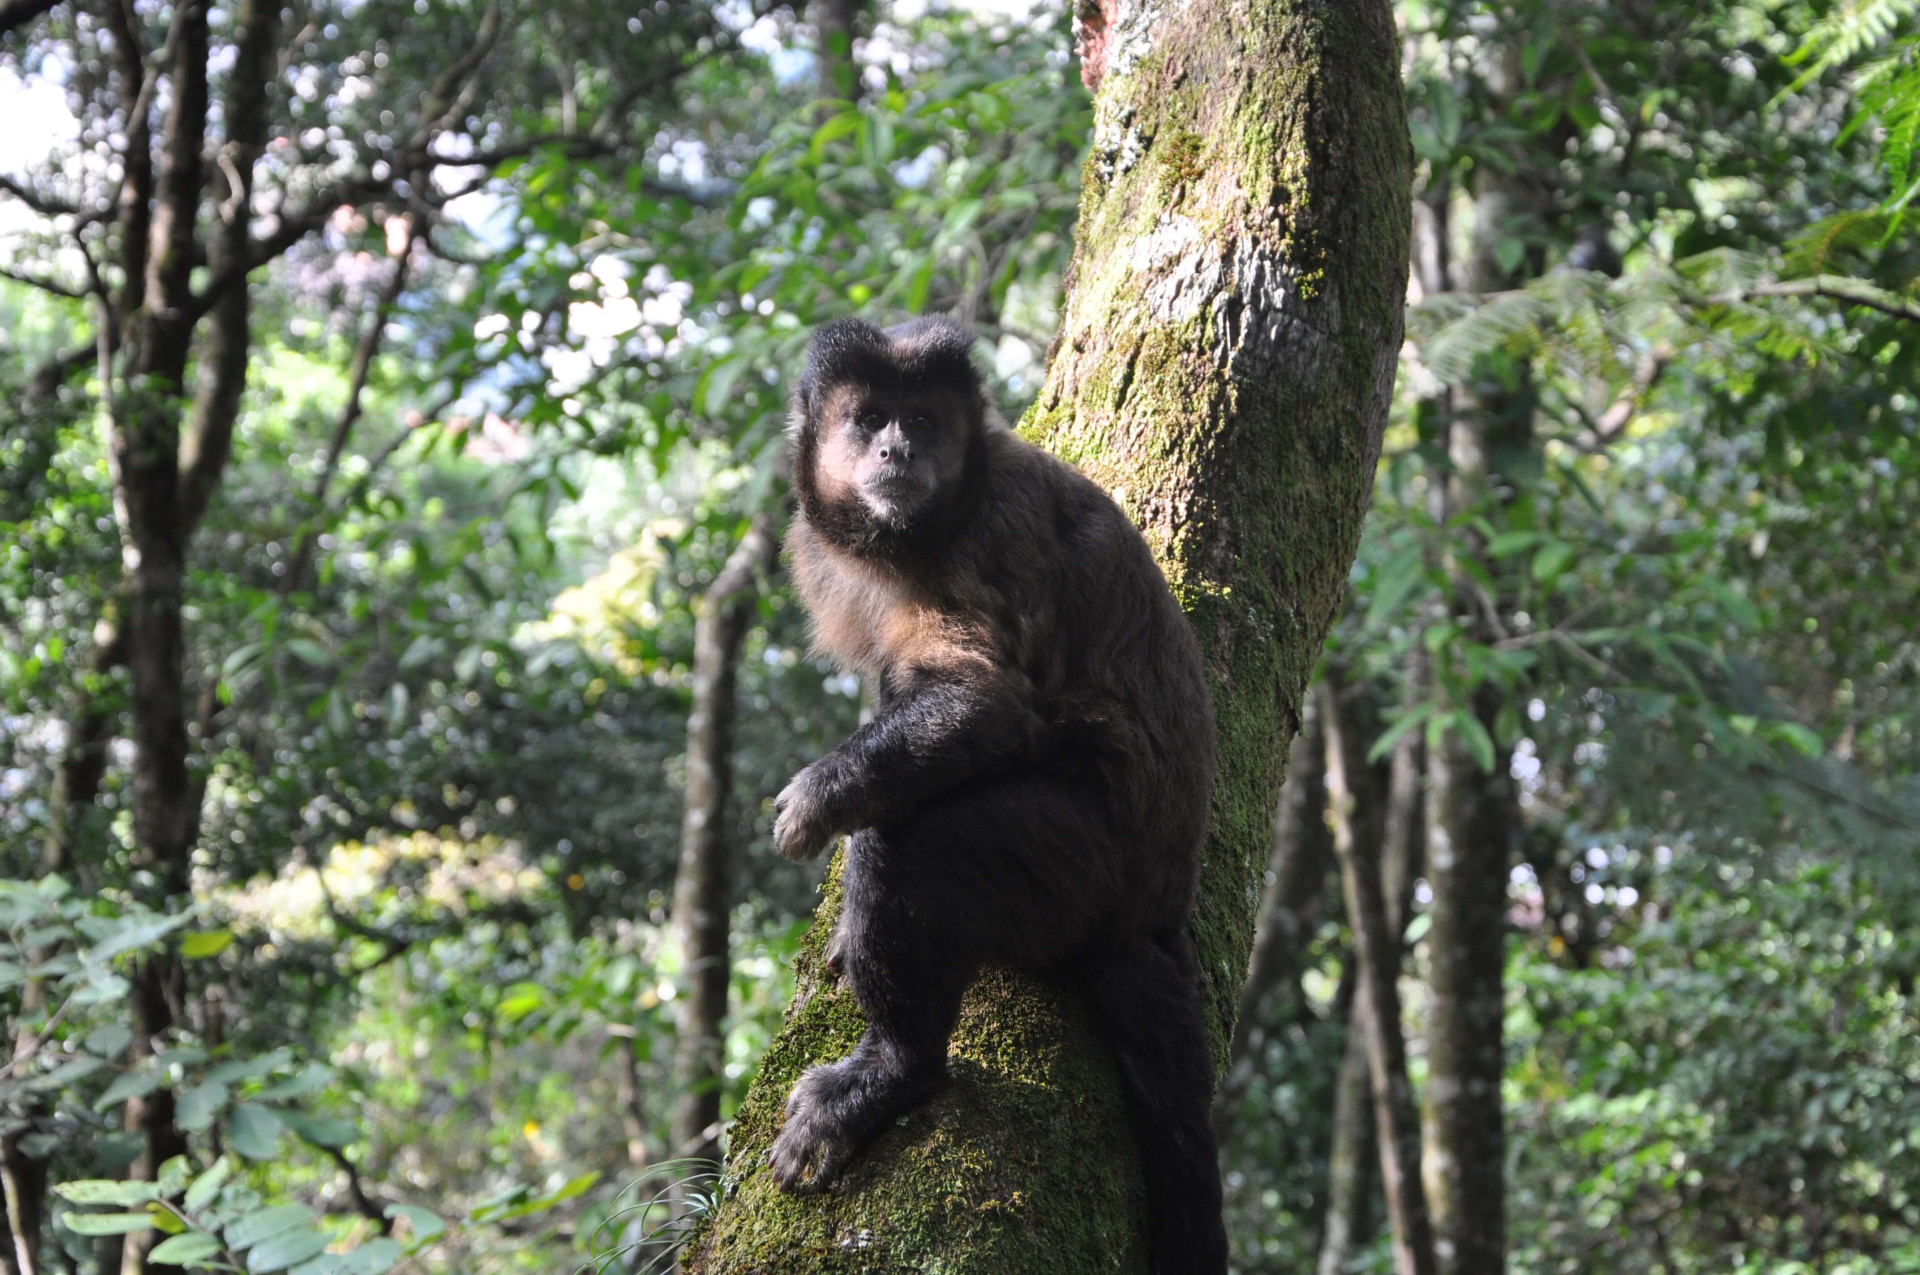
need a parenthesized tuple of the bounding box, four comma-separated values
(855, 408, 885, 432)
(909, 412, 933, 430)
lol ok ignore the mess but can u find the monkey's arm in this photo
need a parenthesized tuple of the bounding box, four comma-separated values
(772, 661, 1044, 861)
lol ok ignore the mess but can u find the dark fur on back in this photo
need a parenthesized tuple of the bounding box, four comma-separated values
(768, 317, 1226, 1275)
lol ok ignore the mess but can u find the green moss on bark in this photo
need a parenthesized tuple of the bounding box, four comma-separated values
(686, 0, 1409, 1264)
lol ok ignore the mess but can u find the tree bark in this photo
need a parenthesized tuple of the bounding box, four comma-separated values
(1316, 1003, 1375, 1275)
(810, 0, 861, 105)
(1320, 675, 1435, 1275)
(1316, 661, 1424, 1275)
(669, 512, 783, 1173)
(684, 0, 1409, 1265)
(1419, 171, 1527, 1275)
(1213, 694, 1329, 1142)
(105, 8, 215, 1273)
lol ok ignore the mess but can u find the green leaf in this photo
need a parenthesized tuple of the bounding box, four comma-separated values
(290, 1238, 403, 1275)
(207, 1048, 293, 1085)
(149, 1232, 224, 1267)
(221, 643, 264, 677)
(1366, 546, 1429, 628)
(228, 1103, 284, 1160)
(254, 1064, 332, 1102)
(53, 1181, 161, 1207)
(61, 1212, 154, 1236)
(1531, 540, 1576, 583)
(176, 1081, 230, 1132)
(350, 1239, 404, 1275)
(246, 1227, 331, 1273)
(492, 1171, 601, 1221)
(277, 1109, 357, 1149)
(224, 1204, 313, 1251)
(184, 1158, 234, 1212)
(95, 1068, 164, 1111)
(495, 983, 546, 1025)
(384, 1204, 443, 1244)
(1453, 709, 1498, 774)
(285, 638, 329, 668)
(1766, 721, 1824, 757)
(181, 930, 234, 960)
(1485, 530, 1545, 559)
(85, 1023, 134, 1059)
(27, 1056, 104, 1091)
(86, 911, 197, 964)
(694, 357, 747, 417)
(157, 1156, 194, 1196)
(1366, 702, 1436, 763)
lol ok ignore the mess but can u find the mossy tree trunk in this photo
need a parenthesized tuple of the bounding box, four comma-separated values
(685, 0, 1408, 1266)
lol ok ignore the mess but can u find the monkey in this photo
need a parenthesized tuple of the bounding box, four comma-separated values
(765, 315, 1226, 1274)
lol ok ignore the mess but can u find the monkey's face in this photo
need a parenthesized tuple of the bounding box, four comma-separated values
(813, 385, 973, 531)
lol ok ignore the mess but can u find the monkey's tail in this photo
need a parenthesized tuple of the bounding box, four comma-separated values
(1079, 931, 1229, 1275)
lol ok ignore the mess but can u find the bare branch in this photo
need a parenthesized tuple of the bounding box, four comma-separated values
(1592, 348, 1669, 443)
(321, 1146, 395, 1233)
(26, 344, 93, 399)
(177, 0, 281, 538)
(283, 234, 416, 591)
(104, 0, 153, 317)
(1704, 276, 1920, 324)
(409, 0, 503, 153)
(0, 174, 76, 217)
(0, 265, 85, 298)
(143, 0, 210, 324)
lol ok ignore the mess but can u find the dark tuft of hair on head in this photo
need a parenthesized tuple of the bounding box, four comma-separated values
(795, 316, 985, 424)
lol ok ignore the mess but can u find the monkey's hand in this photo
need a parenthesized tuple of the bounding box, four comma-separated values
(772, 762, 845, 861)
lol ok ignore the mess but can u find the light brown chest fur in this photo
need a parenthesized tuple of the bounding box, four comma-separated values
(787, 521, 993, 682)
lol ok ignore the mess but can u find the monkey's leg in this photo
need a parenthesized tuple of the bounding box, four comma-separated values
(769, 776, 1111, 1193)
(1078, 932, 1228, 1275)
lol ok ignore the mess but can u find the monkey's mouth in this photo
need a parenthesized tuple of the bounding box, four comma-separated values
(860, 472, 930, 521)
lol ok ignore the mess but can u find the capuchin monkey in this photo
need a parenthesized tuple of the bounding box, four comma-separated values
(768, 315, 1226, 1275)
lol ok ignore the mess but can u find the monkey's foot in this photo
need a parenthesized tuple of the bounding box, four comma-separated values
(768, 1057, 941, 1193)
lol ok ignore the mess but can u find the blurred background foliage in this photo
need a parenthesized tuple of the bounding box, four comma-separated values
(0, 0, 1917, 1272)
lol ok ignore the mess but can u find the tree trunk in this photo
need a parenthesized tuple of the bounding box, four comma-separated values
(684, 0, 1408, 1266)
(669, 511, 782, 1172)
(1213, 694, 1330, 1141)
(810, 0, 862, 105)
(1316, 662, 1424, 1275)
(1419, 171, 1528, 1275)
(1320, 676, 1434, 1275)
(1315, 1008, 1375, 1275)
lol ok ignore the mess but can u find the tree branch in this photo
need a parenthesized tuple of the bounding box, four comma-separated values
(0, 264, 86, 298)
(176, 0, 280, 539)
(143, 0, 209, 326)
(1704, 276, 1920, 324)
(0, 174, 76, 217)
(283, 233, 416, 591)
(0, 0, 57, 37)
(1321, 672, 1438, 1275)
(408, 0, 502, 154)
(26, 344, 93, 399)
(321, 1146, 394, 1234)
(104, 0, 152, 317)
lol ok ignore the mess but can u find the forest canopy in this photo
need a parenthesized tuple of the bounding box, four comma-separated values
(1, 0, 1917, 1273)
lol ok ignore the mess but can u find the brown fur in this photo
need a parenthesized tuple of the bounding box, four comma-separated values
(768, 317, 1225, 1275)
